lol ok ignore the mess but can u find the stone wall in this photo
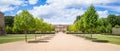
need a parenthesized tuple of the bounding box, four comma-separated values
(0, 12, 6, 35)
(112, 28, 120, 34)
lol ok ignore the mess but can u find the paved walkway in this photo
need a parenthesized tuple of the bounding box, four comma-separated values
(0, 32, 120, 51)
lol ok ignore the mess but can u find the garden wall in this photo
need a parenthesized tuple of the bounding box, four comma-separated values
(112, 28, 120, 34)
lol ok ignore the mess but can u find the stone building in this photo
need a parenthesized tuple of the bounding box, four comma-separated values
(53, 24, 69, 32)
(0, 12, 6, 35)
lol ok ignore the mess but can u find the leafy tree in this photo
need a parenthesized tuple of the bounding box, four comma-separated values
(5, 26, 13, 34)
(75, 17, 85, 32)
(41, 23, 54, 32)
(68, 24, 77, 32)
(4, 16, 14, 27)
(13, 10, 35, 33)
(107, 14, 120, 28)
(13, 10, 35, 42)
(116, 15, 120, 26)
(82, 5, 98, 38)
(34, 18, 43, 32)
(74, 15, 83, 23)
(107, 14, 117, 27)
(106, 24, 112, 33)
(83, 5, 98, 33)
(4, 16, 14, 33)
(114, 25, 120, 28)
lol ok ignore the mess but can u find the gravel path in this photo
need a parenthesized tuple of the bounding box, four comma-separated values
(0, 32, 120, 51)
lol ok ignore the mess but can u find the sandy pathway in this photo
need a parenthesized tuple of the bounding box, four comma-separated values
(0, 32, 120, 51)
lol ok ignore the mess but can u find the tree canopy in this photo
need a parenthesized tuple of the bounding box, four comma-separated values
(67, 5, 120, 34)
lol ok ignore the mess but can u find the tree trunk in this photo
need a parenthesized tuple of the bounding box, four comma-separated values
(25, 31, 27, 42)
(91, 34, 92, 39)
(35, 34, 37, 40)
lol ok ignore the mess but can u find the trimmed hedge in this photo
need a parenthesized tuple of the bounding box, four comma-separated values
(92, 39, 109, 43)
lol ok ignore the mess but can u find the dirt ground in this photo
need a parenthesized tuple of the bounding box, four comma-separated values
(0, 32, 120, 51)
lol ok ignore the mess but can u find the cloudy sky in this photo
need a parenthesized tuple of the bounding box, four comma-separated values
(0, 0, 120, 24)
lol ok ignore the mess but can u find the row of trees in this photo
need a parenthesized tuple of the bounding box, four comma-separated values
(5, 10, 55, 34)
(67, 5, 120, 34)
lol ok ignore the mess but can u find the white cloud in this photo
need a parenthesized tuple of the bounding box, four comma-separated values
(42, 8, 84, 24)
(27, 0, 120, 24)
(16, 10, 22, 14)
(47, 0, 119, 7)
(29, 0, 38, 5)
(0, 0, 119, 24)
(29, 4, 84, 24)
(97, 10, 109, 18)
(96, 5, 120, 13)
(0, 0, 24, 12)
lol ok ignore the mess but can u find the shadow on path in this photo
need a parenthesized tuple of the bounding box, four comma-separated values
(28, 34, 55, 43)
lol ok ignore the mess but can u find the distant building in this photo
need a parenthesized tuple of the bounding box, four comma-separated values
(0, 12, 6, 35)
(52, 24, 70, 32)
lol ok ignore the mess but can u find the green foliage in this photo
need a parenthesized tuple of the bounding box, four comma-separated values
(74, 15, 83, 23)
(34, 18, 43, 31)
(68, 5, 98, 34)
(4, 16, 14, 27)
(107, 14, 120, 27)
(107, 14, 117, 27)
(114, 25, 120, 28)
(83, 5, 98, 33)
(41, 22, 55, 32)
(13, 10, 35, 33)
(75, 17, 85, 32)
(96, 26, 105, 33)
(5, 26, 13, 34)
(106, 24, 112, 33)
(12, 10, 55, 34)
(4, 16, 14, 33)
(95, 18, 111, 33)
(67, 24, 77, 31)
(69, 5, 120, 34)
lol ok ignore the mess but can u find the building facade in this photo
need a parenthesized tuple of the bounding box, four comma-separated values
(53, 24, 69, 32)
(0, 12, 6, 35)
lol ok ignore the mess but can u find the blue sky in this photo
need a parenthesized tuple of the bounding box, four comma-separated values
(0, 0, 120, 24)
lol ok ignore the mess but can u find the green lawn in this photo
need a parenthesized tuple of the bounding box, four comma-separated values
(0, 34, 45, 44)
(74, 34, 120, 45)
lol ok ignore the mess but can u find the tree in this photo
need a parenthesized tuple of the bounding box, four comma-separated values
(14, 10, 35, 33)
(68, 24, 77, 32)
(106, 24, 112, 33)
(107, 14, 117, 27)
(75, 17, 85, 32)
(5, 26, 12, 34)
(116, 15, 120, 25)
(74, 15, 83, 23)
(83, 5, 98, 32)
(96, 18, 108, 33)
(83, 5, 98, 38)
(13, 10, 35, 42)
(4, 16, 14, 27)
(41, 23, 54, 32)
(34, 18, 43, 32)
(114, 25, 120, 28)
(4, 16, 14, 33)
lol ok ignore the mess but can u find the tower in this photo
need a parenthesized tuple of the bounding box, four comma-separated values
(0, 12, 6, 35)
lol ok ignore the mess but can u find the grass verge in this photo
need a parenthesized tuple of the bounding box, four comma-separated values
(0, 34, 45, 44)
(74, 34, 120, 45)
